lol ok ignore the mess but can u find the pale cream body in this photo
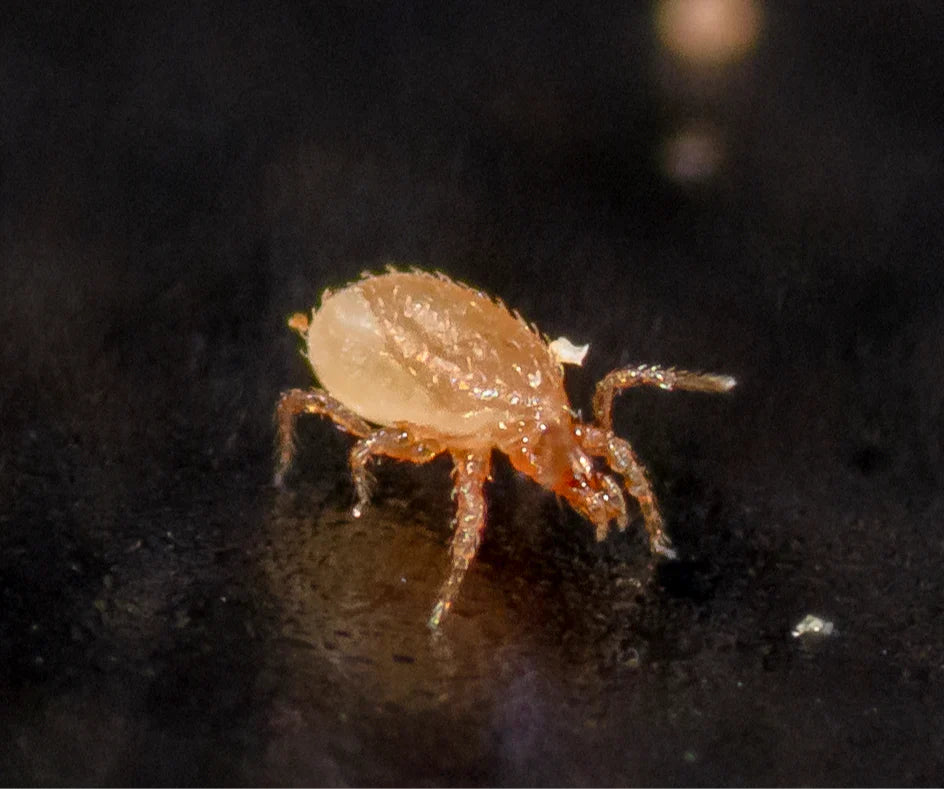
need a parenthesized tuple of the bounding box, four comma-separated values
(304, 272, 570, 453)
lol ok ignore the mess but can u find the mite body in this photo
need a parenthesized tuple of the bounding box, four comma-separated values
(276, 269, 735, 628)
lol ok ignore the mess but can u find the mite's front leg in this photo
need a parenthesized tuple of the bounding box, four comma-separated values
(274, 388, 373, 486)
(428, 451, 491, 630)
(578, 425, 677, 559)
(593, 365, 736, 430)
(348, 426, 444, 518)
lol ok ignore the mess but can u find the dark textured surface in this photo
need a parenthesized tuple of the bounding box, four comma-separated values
(2, 2, 943, 785)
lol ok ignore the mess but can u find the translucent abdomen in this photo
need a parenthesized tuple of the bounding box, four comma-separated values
(304, 271, 568, 441)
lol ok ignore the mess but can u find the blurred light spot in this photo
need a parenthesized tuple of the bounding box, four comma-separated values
(661, 125, 724, 183)
(655, 0, 762, 64)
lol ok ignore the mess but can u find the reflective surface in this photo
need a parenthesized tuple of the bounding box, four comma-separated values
(2, 2, 943, 784)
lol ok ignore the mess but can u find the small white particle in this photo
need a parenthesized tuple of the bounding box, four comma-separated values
(549, 336, 590, 366)
(792, 614, 836, 638)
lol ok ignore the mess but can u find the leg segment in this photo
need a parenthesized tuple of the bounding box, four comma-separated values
(428, 452, 491, 629)
(348, 426, 444, 518)
(274, 388, 373, 486)
(578, 425, 677, 559)
(593, 364, 736, 430)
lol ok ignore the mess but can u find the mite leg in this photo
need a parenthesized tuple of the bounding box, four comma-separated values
(428, 451, 491, 630)
(578, 425, 676, 559)
(347, 426, 444, 518)
(274, 388, 372, 486)
(593, 365, 736, 430)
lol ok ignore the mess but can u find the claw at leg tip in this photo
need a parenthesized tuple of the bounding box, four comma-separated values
(654, 536, 678, 560)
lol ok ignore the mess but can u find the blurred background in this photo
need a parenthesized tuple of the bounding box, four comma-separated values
(1, 0, 943, 784)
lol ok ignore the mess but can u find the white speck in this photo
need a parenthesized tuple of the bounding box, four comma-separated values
(527, 370, 542, 388)
(792, 614, 836, 638)
(549, 336, 590, 366)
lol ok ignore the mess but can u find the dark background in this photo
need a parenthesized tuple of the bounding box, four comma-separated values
(2, 1, 943, 784)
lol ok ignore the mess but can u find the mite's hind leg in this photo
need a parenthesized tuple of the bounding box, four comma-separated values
(593, 365, 736, 430)
(428, 451, 491, 629)
(348, 426, 445, 518)
(274, 388, 372, 486)
(578, 425, 677, 559)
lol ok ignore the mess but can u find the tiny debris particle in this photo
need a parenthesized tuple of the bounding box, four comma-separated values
(549, 336, 590, 366)
(792, 613, 836, 638)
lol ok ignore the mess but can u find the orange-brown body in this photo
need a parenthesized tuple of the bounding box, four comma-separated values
(276, 269, 735, 628)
